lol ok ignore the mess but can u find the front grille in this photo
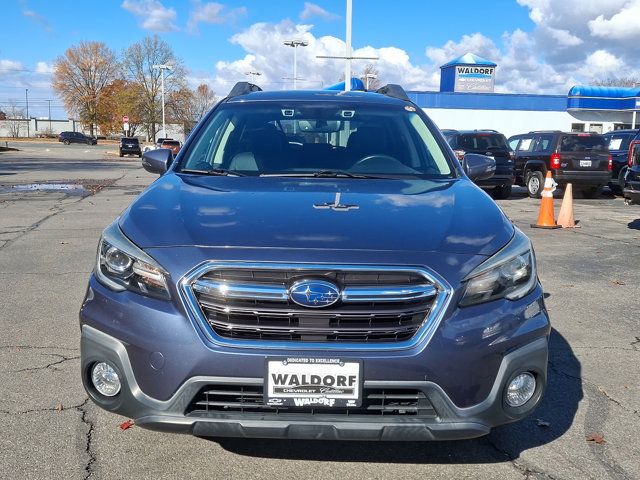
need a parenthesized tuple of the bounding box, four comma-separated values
(186, 266, 444, 343)
(186, 385, 438, 418)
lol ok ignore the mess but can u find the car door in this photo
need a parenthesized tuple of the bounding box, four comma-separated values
(512, 134, 535, 182)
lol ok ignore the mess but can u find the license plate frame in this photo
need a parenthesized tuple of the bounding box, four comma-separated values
(265, 357, 363, 408)
(580, 160, 592, 167)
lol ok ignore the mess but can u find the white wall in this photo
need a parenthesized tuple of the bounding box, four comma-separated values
(424, 108, 578, 138)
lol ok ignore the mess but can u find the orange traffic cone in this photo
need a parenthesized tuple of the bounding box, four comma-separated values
(557, 183, 580, 228)
(531, 172, 560, 229)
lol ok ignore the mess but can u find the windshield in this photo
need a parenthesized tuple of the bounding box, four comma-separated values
(180, 102, 454, 178)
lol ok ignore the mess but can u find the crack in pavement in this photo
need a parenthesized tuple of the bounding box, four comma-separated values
(10, 353, 80, 373)
(548, 361, 640, 421)
(76, 398, 96, 480)
(0, 398, 89, 416)
(484, 436, 561, 479)
(0, 344, 79, 352)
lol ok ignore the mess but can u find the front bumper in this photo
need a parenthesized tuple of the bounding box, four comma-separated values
(81, 324, 549, 441)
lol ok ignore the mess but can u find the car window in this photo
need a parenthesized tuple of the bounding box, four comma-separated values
(533, 134, 554, 152)
(604, 133, 633, 151)
(508, 137, 520, 150)
(560, 135, 607, 152)
(181, 102, 454, 177)
(516, 137, 535, 152)
(457, 133, 508, 151)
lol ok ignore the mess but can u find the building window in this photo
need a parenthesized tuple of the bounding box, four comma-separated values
(589, 123, 603, 134)
(571, 123, 585, 132)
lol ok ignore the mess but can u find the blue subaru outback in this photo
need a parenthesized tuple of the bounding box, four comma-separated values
(80, 82, 550, 441)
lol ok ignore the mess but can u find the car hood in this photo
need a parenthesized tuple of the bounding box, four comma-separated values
(119, 174, 513, 256)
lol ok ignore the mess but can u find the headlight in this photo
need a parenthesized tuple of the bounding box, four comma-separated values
(459, 228, 537, 307)
(95, 221, 170, 299)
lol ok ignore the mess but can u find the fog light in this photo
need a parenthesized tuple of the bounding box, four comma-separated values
(91, 362, 121, 397)
(505, 372, 536, 407)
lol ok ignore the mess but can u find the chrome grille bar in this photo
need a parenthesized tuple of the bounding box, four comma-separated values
(193, 278, 436, 304)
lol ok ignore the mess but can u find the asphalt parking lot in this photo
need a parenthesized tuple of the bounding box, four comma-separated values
(1, 141, 639, 480)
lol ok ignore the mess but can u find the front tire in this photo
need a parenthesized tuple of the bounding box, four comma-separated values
(526, 171, 544, 198)
(63, 139, 70, 145)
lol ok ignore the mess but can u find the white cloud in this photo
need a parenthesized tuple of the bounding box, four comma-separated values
(589, 1, 640, 40)
(299, 2, 338, 21)
(0, 60, 24, 74)
(35, 61, 54, 75)
(187, 1, 247, 34)
(121, 0, 178, 32)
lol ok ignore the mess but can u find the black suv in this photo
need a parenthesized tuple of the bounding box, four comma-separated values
(442, 130, 514, 199)
(119, 137, 142, 157)
(58, 131, 97, 145)
(602, 129, 639, 193)
(508, 131, 610, 198)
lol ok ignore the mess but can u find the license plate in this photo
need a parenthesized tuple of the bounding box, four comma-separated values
(265, 357, 362, 408)
(580, 160, 592, 167)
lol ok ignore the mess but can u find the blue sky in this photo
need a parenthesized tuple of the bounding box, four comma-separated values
(1, 0, 638, 118)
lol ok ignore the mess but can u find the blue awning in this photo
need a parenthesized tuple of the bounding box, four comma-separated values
(568, 85, 640, 111)
(440, 53, 496, 69)
(324, 78, 366, 91)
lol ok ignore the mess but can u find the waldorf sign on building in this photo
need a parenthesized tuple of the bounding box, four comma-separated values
(440, 53, 497, 93)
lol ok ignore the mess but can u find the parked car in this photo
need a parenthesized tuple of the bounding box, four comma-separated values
(160, 139, 181, 155)
(442, 129, 514, 199)
(80, 82, 549, 442)
(58, 131, 97, 145)
(119, 137, 142, 158)
(602, 129, 639, 193)
(623, 139, 640, 204)
(508, 131, 610, 198)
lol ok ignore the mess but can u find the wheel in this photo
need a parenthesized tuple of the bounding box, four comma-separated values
(616, 167, 628, 194)
(581, 186, 600, 199)
(119, 151, 123, 157)
(526, 171, 544, 198)
(138, 154, 142, 158)
(63, 139, 70, 145)
(492, 184, 512, 200)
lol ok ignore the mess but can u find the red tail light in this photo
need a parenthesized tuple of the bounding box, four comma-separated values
(550, 153, 561, 169)
(453, 149, 466, 161)
(608, 154, 612, 171)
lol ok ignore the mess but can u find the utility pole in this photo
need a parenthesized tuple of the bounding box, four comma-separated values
(283, 39, 308, 90)
(152, 64, 172, 139)
(47, 100, 52, 131)
(364, 73, 377, 90)
(25, 88, 29, 138)
(316, 0, 377, 92)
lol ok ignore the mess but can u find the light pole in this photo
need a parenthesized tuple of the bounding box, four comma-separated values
(25, 88, 29, 138)
(245, 71, 262, 83)
(283, 39, 308, 90)
(152, 64, 172, 139)
(47, 100, 52, 131)
(364, 73, 377, 90)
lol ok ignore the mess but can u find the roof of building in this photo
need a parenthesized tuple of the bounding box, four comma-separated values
(407, 90, 566, 111)
(440, 53, 497, 69)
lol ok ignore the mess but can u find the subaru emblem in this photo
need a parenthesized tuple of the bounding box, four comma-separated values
(289, 280, 340, 308)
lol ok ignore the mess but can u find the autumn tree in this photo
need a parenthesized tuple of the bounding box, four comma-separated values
(52, 41, 119, 136)
(96, 79, 146, 137)
(4, 101, 26, 137)
(121, 35, 186, 141)
(167, 83, 217, 135)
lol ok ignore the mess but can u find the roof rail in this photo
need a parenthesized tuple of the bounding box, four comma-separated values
(375, 84, 410, 102)
(228, 81, 262, 99)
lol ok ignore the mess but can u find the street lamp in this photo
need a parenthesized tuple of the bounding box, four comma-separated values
(152, 64, 173, 139)
(245, 71, 262, 83)
(363, 73, 377, 90)
(283, 39, 308, 90)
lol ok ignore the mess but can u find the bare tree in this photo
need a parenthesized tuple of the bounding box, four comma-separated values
(360, 64, 381, 90)
(593, 77, 640, 87)
(52, 41, 119, 137)
(121, 35, 186, 141)
(167, 84, 218, 135)
(4, 101, 26, 137)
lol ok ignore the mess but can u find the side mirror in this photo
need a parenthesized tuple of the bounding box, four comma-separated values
(142, 148, 173, 175)
(463, 153, 496, 181)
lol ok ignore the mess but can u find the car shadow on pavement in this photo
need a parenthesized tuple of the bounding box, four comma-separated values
(214, 329, 581, 464)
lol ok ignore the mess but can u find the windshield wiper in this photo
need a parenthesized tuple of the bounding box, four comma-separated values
(262, 170, 384, 179)
(180, 168, 246, 177)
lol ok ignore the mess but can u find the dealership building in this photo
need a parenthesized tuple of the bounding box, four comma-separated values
(408, 53, 640, 138)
